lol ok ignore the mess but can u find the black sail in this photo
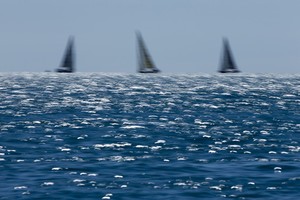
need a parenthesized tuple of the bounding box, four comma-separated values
(219, 38, 240, 73)
(56, 37, 75, 73)
(136, 31, 160, 73)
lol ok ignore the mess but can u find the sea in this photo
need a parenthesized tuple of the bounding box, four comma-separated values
(0, 73, 299, 200)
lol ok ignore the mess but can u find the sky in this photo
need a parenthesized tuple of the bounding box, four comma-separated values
(0, 0, 299, 73)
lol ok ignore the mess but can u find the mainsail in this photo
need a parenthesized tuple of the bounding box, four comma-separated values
(136, 31, 160, 73)
(219, 38, 240, 73)
(56, 37, 75, 73)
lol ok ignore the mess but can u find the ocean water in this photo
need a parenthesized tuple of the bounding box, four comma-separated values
(0, 73, 299, 200)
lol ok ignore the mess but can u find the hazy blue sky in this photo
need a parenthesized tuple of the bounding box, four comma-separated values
(0, 0, 299, 73)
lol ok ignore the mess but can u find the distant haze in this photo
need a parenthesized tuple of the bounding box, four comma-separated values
(0, 0, 299, 73)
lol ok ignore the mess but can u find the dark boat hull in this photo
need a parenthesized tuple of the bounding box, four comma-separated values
(138, 71, 160, 73)
(56, 69, 73, 73)
(218, 69, 240, 73)
(138, 69, 160, 73)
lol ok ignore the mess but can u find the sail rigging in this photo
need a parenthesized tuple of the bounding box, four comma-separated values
(136, 31, 160, 73)
(56, 37, 75, 73)
(219, 38, 240, 73)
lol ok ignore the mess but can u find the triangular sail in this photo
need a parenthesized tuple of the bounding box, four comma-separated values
(56, 37, 75, 73)
(136, 31, 160, 73)
(219, 38, 240, 73)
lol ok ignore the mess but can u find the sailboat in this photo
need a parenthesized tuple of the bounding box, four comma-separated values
(56, 37, 75, 73)
(136, 31, 160, 73)
(218, 38, 240, 73)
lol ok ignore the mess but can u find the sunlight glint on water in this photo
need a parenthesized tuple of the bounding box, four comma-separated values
(0, 73, 299, 199)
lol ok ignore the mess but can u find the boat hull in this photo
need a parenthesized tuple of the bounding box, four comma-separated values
(56, 69, 73, 73)
(218, 69, 240, 73)
(138, 69, 160, 73)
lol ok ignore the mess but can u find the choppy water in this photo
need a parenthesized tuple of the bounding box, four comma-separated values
(0, 73, 299, 199)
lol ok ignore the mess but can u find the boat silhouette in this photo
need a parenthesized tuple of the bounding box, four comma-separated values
(218, 38, 240, 73)
(56, 37, 75, 73)
(136, 31, 160, 73)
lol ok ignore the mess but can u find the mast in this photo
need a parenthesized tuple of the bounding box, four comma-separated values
(219, 38, 240, 73)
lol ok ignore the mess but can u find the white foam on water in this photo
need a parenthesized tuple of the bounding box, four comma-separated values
(1, 73, 299, 199)
(59, 148, 71, 152)
(94, 142, 131, 148)
(41, 182, 54, 186)
(88, 173, 97, 176)
(266, 187, 278, 190)
(51, 167, 62, 171)
(231, 185, 243, 191)
(121, 125, 145, 129)
(210, 186, 222, 191)
(155, 140, 166, 144)
(135, 145, 148, 148)
(102, 193, 113, 199)
(14, 186, 27, 190)
(73, 179, 85, 183)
